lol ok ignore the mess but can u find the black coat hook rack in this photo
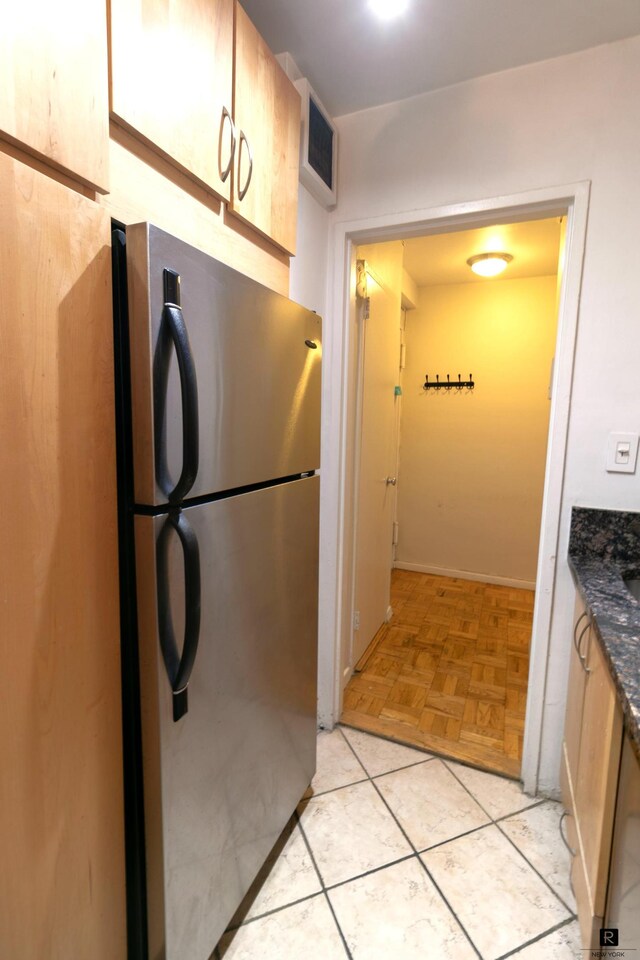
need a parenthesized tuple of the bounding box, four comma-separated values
(423, 373, 475, 391)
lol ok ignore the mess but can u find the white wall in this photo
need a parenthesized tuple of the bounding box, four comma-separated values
(397, 276, 557, 586)
(320, 36, 640, 793)
(288, 184, 334, 725)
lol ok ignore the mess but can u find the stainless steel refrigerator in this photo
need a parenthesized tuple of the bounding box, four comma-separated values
(112, 223, 321, 960)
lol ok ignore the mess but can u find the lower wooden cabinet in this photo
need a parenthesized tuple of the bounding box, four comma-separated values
(561, 592, 623, 948)
(605, 734, 640, 950)
(0, 153, 126, 958)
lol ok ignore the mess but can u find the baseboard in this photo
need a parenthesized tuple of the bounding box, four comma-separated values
(386, 605, 393, 622)
(393, 560, 536, 592)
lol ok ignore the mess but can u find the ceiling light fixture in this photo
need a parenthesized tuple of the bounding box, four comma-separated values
(368, 0, 410, 21)
(466, 252, 513, 278)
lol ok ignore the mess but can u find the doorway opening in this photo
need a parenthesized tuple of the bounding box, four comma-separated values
(326, 185, 589, 792)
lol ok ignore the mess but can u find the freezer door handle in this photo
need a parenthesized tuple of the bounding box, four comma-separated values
(154, 270, 200, 504)
(155, 510, 201, 721)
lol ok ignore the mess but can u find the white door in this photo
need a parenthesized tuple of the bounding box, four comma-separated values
(352, 241, 403, 666)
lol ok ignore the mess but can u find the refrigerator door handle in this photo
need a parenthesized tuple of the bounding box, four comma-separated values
(154, 270, 200, 504)
(155, 510, 201, 722)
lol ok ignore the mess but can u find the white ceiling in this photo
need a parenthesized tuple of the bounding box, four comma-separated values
(402, 217, 562, 287)
(239, 0, 640, 117)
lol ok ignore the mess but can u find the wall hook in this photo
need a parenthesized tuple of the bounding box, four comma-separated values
(423, 371, 475, 391)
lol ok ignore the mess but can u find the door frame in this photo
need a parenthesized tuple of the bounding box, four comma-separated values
(349, 247, 403, 669)
(321, 182, 590, 795)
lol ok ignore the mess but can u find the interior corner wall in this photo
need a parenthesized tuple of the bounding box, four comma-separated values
(327, 35, 640, 793)
(288, 183, 334, 727)
(289, 184, 330, 316)
(397, 276, 557, 585)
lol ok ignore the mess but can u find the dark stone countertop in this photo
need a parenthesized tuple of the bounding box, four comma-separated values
(569, 507, 640, 759)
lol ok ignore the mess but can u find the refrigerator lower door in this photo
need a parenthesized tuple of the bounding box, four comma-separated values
(134, 476, 319, 960)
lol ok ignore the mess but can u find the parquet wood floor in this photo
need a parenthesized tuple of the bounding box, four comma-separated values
(340, 570, 533, 779)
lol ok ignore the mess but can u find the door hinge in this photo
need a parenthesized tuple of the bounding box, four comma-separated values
(353, 610, 360, 631)
(392, 521, 399, 547)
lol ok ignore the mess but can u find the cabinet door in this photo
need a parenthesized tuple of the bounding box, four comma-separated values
(562, 596, 591, 809)
(231, 3, 300, 255)
(0, 0, 109, 191)
(110, 0, 234, 201)
(575, 632, 623, 927)
(605, 735, 640, 951)
(0, 155, 125, 958)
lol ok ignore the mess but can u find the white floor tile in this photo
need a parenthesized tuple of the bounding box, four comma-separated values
(422, 824, 570, 960)
(499, 801, 575, 910)
(328, 857, 477, 960)
(307, 729, 367, 795)
(509, 921, 582, 958)
(445, 760, 534, 820)
(299, 780, 412, 886)
(244, 824, 321, 921)
(375, 758, 490, 850)
(341, 726, 432, 778)
(219, 894, 346, 960)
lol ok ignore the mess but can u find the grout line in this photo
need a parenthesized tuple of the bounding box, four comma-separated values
(302, 774, 369, 799)
(415, 857, 484, 960)
(294, 807, 327, 893)
(294, 804, 354, 959)
(493, 915, 578, 959)
(223, 888, 324, 933)
(366, 767, 484, 960)
(338, 724, 436, 779)
(321, 891, 354, 960)
(493, 813, 578, 918)
(339, 717, 574, 958)
(493, 799, 548, 822)
(443, 756, 546, 823)
(323, 852, 418, 893)
(416, 820, 494, 854)
(338, 719, 483, 956)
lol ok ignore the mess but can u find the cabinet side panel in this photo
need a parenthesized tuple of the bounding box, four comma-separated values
(0, 154, 125, 957)
(575, 636, 623, 918)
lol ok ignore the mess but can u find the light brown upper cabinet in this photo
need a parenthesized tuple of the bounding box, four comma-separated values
(0, 0, 110, 191)
(231, 3, 301, 255)
(109, 0, 235, 202)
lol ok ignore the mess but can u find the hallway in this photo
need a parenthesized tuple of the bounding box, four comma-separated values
(341, 570, 533, 778)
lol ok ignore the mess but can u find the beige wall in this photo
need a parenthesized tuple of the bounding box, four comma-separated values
(396, 275, 558, 585)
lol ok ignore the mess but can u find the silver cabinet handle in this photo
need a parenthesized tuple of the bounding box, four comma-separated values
(577, 619, 591, 674)
(219, 106, 236, 184)
(559, 811, 576, 857)
(386, 477, 397, 486)
(237, 130, 253, 201)
(573, 611, 587, 654)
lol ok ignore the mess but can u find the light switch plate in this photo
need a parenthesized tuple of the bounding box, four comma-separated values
(606, 432, 639, 473)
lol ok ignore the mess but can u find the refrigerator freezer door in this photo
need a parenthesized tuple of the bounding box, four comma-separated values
(134, 476, 319, 960)
(126, 222, 322, 506)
